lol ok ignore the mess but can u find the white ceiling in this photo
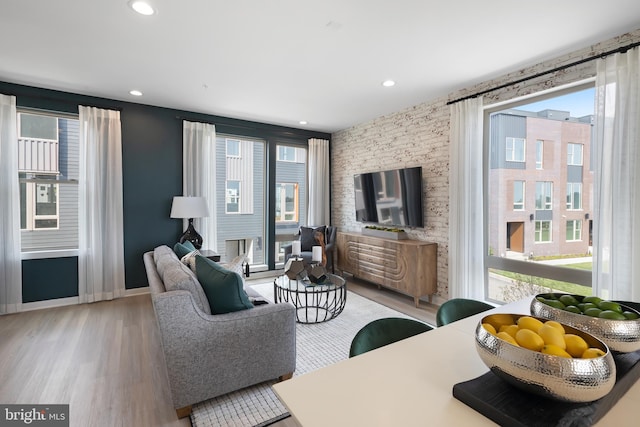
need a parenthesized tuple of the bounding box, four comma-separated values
(1, 1, 639, 133)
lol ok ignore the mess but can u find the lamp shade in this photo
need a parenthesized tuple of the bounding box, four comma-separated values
(170, 196, 209, 219)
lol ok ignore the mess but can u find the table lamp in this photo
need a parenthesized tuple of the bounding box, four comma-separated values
(170, 196, 209, 249)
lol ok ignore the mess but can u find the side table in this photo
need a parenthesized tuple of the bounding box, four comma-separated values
(200, 249, 221, 262)
(273, 274, 347, 323)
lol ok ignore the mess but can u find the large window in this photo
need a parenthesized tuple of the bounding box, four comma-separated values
(505, 137, 525, 162)
(566, 182, 582, 210)
(18, 111, 79, 252)
(535, 181, 553, 210)
(485, 85, 595, 304)
(513, 181, 525, 210)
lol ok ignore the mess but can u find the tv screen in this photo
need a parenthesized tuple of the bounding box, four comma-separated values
(354, 166, 424, 228)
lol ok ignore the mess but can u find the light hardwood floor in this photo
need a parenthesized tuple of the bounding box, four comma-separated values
(0, 276, 438, 427)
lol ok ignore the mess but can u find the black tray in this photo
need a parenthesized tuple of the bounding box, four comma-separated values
(453, 350, 640, 427)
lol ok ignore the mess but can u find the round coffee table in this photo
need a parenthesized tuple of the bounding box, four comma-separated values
(273, 273, 347, 323)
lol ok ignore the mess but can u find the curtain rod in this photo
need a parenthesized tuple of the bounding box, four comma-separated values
(446, 40, 640, 106)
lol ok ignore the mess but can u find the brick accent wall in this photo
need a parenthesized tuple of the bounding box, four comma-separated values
(330, 28, 640, 301)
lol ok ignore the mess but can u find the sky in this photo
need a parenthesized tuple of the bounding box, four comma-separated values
(517, 87, 595, 118)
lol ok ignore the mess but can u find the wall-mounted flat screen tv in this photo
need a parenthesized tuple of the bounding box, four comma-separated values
(354, 166, 424, 228)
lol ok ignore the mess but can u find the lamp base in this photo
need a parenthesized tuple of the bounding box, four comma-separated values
(179, 218, 203, 249)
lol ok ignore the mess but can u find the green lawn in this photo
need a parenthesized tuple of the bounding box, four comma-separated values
(493, 267, 592, 296)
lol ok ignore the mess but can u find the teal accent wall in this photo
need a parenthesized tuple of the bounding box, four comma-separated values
(1, 80, 330, 301)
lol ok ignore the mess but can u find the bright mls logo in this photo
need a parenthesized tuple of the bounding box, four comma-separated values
(0, 405, 69, 426)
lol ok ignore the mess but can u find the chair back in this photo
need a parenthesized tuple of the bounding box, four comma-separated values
(349, 317, 432, 357)
(436, 298, 494, 327)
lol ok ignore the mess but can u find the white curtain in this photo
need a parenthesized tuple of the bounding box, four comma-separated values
(78, 106, 125, 303)
(593, 47, 640, 301)
(183, 121, 217, 250)
(307, 138, 330, 226)
(448, 97, 484, 300)
(0, 94, 21, 314)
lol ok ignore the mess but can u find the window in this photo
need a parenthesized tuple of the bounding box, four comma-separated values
(226, 139, 240, 157)
(567, 143, 583, 166)
(513, 181, 525, 210)
(485, 85, 595, 304)
(505, 137, 525, 162)
(535, 181, 553, 210)
(226, 180, 240, 213)
(536, 140, 543, 169)
(277, 145, 297, 162)
(566, 183, 582, 210)
(18, 111, 79, 252)
(566, 220, 582, 241)
(275, 183, 298, 221)
(535, 220, 552, 243)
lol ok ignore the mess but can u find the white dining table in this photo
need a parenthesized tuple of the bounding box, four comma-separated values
(272, 297, 640, 427)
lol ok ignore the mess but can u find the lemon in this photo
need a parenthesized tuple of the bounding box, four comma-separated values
(515, 328, 544, 351)
(485, 313, 515, 331)
(538, 324, 566, 349)
(564, 334, 589, 357)
(499, 324, 519, 338)
(543, 320, 565, 334)
(482, 323, 497, 335)
(541, 344, 572, 358)
(517, 316, 544, 332)
(582, 348, 606, 358)
(497, 331, 519, 346)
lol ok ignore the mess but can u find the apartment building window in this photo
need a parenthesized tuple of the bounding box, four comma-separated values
(513, 180, 525, 210)
(535, 220, 552, 243)
(567, 143, 583, 166)
(275, 183, 298, 222)
(535, 181, 553, 210)
(566, 183, 582, 210)
(278, 145, 297, 162)
(536, 140, 544, 169)
(505, 137, 525, 162)
(18, 111, 79, 252)
(226, 180, 240, 213)
(566, 220, 582, 242)
(226, 139, 241, 157)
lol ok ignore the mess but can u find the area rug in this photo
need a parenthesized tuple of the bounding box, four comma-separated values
(190, 281, 420, 427)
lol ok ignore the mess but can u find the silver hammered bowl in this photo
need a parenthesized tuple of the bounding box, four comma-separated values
(475, 314, 616, 402)
(531, 295, 640, 353)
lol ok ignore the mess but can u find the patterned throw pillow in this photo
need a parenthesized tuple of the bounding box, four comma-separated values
(220, 253, 247, 277)
(180, 249, 201, 272)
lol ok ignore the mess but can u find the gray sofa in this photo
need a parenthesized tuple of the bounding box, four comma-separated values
(144, 245, 296, 418)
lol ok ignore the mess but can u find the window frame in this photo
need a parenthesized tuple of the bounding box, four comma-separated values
(513, 180, 525, 211)
(534, 220, 552, 243)
(566, 182, 582, 210)
(226, 138, 241, 157)
(483, 81, 595, 298)
(566, 219, 582, 242)
(567, 143, 583, 166)
(225, 180, 241, 214)
(535, 140, 544, 169)
(535, 181, 553, 210)
(505, 137, 526, 162)
(275, 182, 299, 222)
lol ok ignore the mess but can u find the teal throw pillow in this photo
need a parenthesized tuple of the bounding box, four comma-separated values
(174, 241, 196, 258)
(195, 255, 254, 314)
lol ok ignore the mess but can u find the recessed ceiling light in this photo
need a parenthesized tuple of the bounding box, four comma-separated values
(299, 121, 308, 125)
(129, 1, 156, 16)
(129, 90, 143, 96)
(382, 80, 396, 87)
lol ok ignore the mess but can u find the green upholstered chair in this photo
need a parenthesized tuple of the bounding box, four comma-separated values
(436, 298, 494, 327)
(349, 317, 432, 358)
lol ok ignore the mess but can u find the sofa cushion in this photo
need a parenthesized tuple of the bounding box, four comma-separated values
(174, 241, 196, 258)
(195, 255, 254, 314)
(154, 245, 212, 315)
(299, 225, 326, 251)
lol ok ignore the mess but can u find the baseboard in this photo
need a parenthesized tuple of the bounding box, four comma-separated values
(19, 287, 150, 313)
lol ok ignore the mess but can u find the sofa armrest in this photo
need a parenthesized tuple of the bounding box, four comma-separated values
(152, 290, 296, 409)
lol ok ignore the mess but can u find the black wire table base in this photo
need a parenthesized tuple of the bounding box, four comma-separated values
(273, 274, 347, 324)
